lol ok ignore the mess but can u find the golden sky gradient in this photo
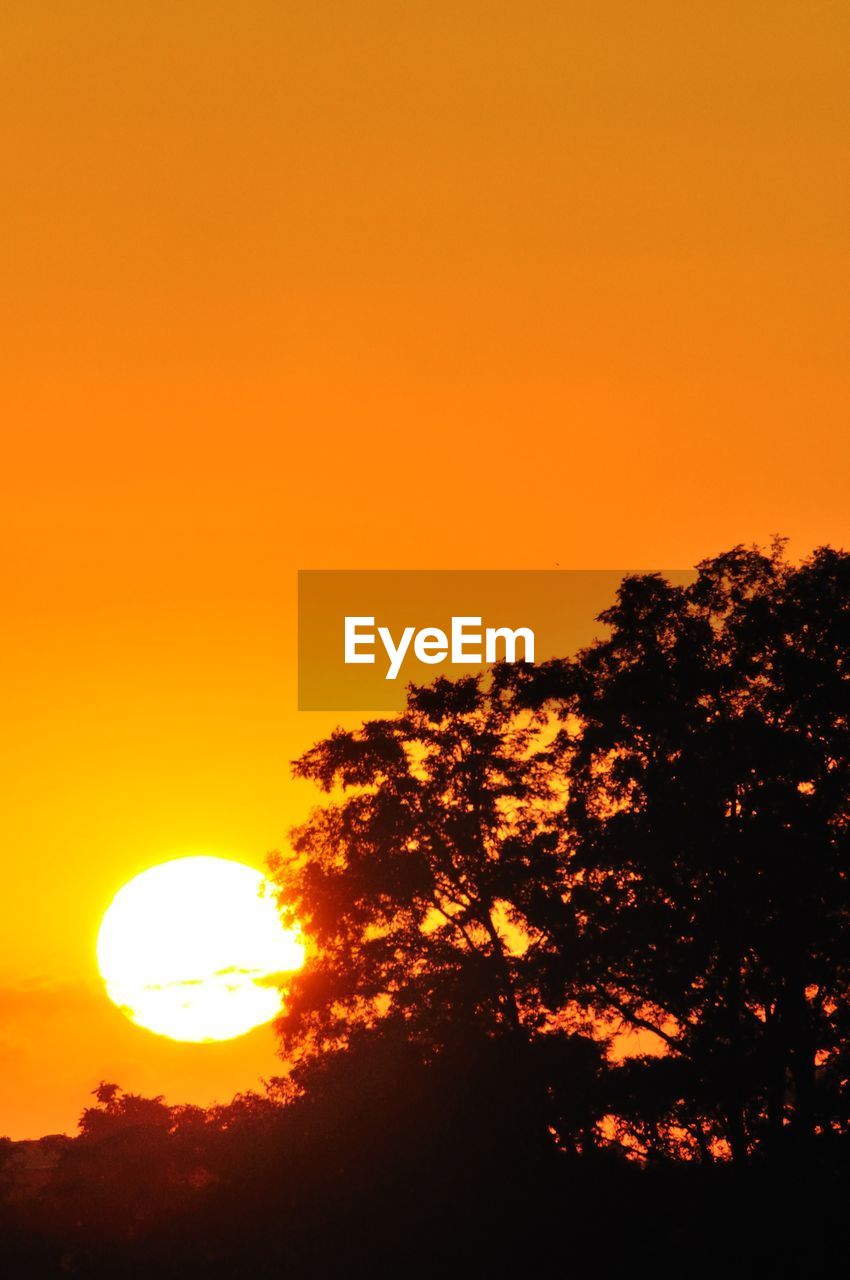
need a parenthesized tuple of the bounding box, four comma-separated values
(1, 2, 849, 1137)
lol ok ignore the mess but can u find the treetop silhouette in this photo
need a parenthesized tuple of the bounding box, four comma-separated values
(273, 542, 850, 1164)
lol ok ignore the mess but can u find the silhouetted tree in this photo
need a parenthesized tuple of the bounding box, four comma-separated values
(274, 542, 850, 1169)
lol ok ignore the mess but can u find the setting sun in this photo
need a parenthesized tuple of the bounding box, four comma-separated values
(96, 857, 304, 1043)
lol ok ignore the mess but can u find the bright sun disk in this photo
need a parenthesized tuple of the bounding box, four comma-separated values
(96, 856, 304, 1043)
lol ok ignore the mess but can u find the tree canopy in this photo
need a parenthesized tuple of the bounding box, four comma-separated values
(273, 543, 850, 1164)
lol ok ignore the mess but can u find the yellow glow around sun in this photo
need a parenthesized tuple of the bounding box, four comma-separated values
(96, 856, 304, 1043)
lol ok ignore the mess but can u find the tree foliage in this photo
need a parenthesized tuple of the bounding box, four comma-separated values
(274, 542, 850, 1164)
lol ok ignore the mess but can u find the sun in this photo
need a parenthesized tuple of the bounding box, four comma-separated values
(96, 856, 305, 1043)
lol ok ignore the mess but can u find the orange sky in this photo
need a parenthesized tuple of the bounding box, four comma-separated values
(1, 2, 849, 1138)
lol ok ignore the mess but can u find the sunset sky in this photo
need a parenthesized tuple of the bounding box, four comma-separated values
(1, 2, 849, 1138)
